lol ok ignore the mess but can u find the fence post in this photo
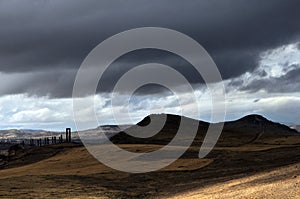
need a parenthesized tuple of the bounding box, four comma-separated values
(60, 134, 63, 143)
(66, 128, 71, 143)
(66, 130, 69, 143)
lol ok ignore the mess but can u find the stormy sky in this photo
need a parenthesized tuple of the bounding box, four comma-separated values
(0, 0, 300, 130)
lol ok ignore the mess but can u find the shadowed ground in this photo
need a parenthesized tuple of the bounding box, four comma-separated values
(0, 114, 300, 198)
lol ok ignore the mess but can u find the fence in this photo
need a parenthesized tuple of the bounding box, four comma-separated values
(0, 128, 73, 148)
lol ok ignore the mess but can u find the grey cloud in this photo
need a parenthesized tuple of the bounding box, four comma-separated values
(253, 69, 267, 78)
(0, 69, 77, 98)
(253, 99, 260, 103)
(227, 79, 244, 88)
(96, 49, 205, 94)
(1, 0, 300, 97)
(240, 66, 300, 93)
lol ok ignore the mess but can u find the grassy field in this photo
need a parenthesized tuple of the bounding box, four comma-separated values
(0, 136, 300, 198)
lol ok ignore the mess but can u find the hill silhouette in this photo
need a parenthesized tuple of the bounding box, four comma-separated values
(110, 114, 298, 147)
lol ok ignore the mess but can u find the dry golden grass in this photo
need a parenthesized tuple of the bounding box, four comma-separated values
(0, 147, 115, 178)
(0, 133, 300, 198)
(0, 145, 211, 178)
(168, 162, 300, 199)
(0, 144, 216, 198)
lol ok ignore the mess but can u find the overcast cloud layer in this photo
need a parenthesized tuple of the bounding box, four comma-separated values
(0, 0, 299, 129)
(1, 0, 300, 97)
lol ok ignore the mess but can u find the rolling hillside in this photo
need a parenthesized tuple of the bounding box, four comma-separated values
(110, 114, 298, 147)
(0, 114, 300, 198)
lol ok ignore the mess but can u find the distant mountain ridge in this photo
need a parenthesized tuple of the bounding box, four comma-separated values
(0, 125, 131, 140)
(224, 114, 298, 136)
(1, 114, 297, 142)
(0, 129, 59, 140)
(290, 125, 300, 132)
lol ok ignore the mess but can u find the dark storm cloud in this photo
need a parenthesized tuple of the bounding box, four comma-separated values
(96, 49, 205, 94)
(1, 0, 300, 97)
(0, 69, 77, 98)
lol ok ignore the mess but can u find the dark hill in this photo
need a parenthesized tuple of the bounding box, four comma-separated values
(224, 114, 298, 136)
(110, 114, 209, 145)
(110, 114, 299, 147)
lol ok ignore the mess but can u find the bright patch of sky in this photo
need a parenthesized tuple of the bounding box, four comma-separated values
(260, 43, 300, 78)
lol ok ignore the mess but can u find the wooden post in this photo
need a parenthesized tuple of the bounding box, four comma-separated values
(60, 134, 63, 143)
(66, 128, 71, 143)
(68, 128, 71, 143)
(66, 130, 69, 143)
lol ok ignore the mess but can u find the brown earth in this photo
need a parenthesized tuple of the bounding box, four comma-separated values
(0, 114, 300, 198)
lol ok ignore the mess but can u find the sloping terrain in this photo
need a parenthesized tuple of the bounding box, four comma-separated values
(0, 114, 300, 198)
(168, 162, 300, 199)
